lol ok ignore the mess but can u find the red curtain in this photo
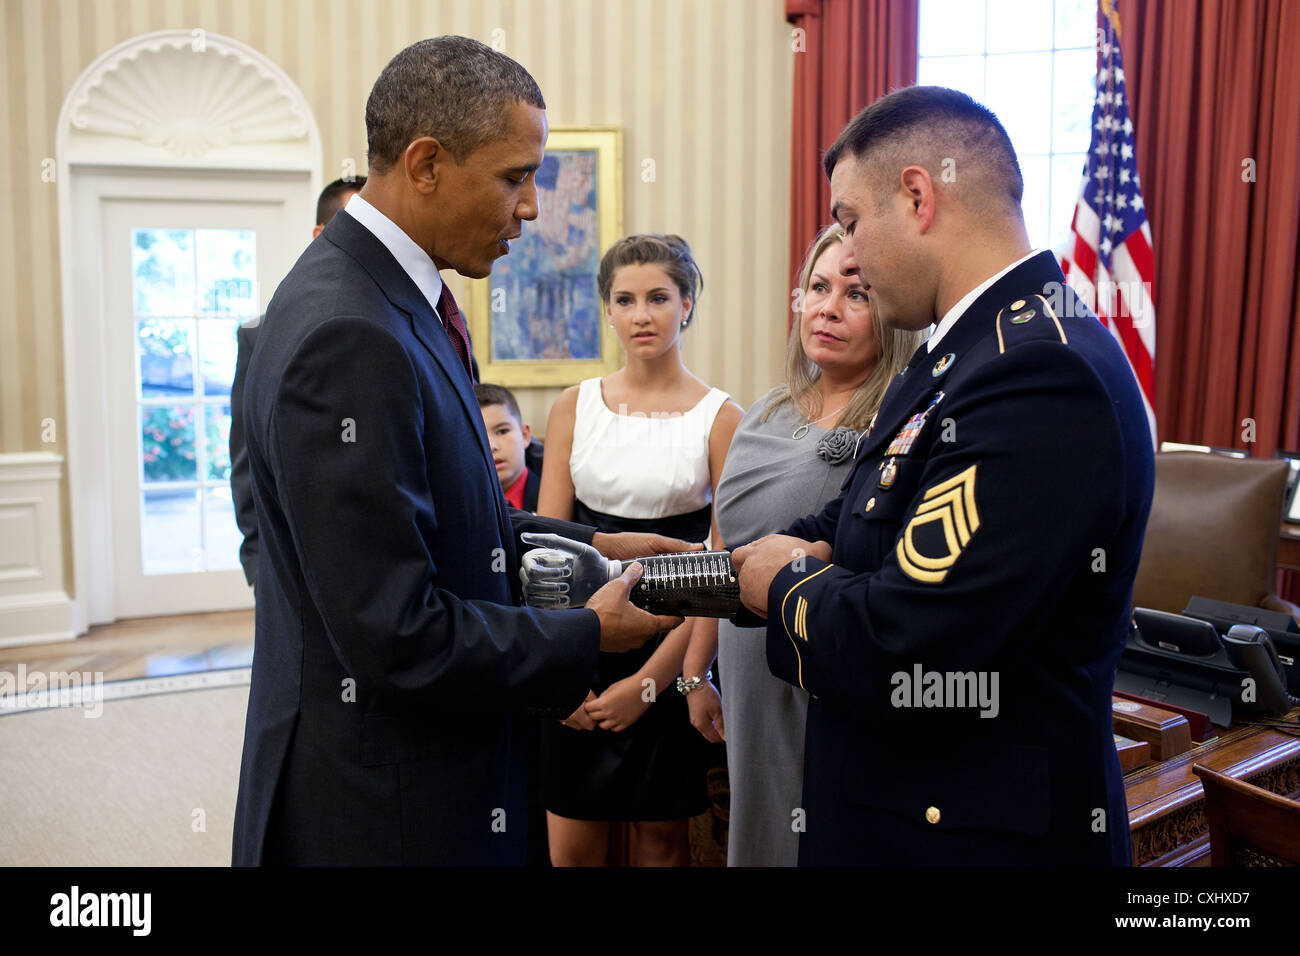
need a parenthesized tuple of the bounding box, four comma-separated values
(787, 0, 918, 321)
(1119, 0, 1300, 600)
(1119, 0, 1300, 456)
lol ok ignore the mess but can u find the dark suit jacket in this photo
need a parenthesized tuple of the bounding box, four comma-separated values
(229, 317, 262, 585)
(765, 252, 1154, 865)
(232, 210, 600, 866)
(231, 316, 479, 587)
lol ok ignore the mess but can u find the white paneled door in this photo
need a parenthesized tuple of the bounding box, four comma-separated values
(102, 199, 292, 617)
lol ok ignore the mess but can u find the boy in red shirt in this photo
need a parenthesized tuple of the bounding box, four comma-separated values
(476, 383, 540, 512)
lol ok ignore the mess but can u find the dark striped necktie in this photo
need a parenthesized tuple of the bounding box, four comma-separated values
(436, 283, 475, 383)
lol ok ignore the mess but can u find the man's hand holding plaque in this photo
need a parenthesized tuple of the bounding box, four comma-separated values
(586, 561, 683, 653)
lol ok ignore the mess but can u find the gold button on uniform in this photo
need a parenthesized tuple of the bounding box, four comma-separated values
(865, 497, 876, 512)
(925, 806, 941, 824)
(1010, 298, 1026, 310)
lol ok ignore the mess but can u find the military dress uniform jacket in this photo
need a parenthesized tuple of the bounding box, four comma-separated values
(766, 251, 1154, 865)
(232, 211, 600, 866)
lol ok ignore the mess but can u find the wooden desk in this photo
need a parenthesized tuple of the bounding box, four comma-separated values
(1125, 709, 1300, 866)
(1280, 522, 1300, 573)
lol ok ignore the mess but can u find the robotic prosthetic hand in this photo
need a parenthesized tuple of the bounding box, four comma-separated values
(519, 533, 741, 617)
(518, 533, 623, 610)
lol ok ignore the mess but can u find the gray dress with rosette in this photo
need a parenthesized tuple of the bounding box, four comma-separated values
(714, 387, 861, 866)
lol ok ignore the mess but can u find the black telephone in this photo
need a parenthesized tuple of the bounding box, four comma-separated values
(1183, 596, 1300, 696)
(1118, 609, 1297, 726)
(1220, 624, 1297, 717)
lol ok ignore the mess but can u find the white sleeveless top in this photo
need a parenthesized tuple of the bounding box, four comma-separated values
(569, 377, 731, 520)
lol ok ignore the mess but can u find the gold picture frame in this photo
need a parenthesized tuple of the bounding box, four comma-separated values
(467, 127, 624, 387)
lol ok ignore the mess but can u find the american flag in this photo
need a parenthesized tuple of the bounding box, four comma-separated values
(1059, 0, 1158, 446)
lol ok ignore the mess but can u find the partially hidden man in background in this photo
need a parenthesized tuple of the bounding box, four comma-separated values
(731, 86, 1155, 865)
(229, 176, 365, 587)
(232, 36, 690, 866)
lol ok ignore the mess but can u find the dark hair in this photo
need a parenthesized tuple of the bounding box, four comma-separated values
(316, 176, 366, 226)
(596, 234, 704, 327)
(365, 36, 545, 172)
(474, 383, 523, 425)
(823, 85, 1023, 210)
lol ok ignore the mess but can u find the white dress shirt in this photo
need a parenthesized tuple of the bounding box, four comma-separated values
(343, 193, 445, 325)
(927, 248, 1043, 352)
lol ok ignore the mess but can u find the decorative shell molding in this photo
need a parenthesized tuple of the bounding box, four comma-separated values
(65, 30, 312, 160)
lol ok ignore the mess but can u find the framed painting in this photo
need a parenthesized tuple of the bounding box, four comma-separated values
(467, 127, 623, 387)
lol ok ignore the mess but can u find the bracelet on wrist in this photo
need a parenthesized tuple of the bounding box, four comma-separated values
(676, 670, 713, 695)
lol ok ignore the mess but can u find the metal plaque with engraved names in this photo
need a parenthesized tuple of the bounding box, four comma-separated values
(627, 550, 741, 618)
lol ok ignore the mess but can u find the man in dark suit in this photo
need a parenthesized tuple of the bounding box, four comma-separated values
(232, 36, 686, 866)
(474, 381, 546, 864)
(733, 86, 1155, 865)
(229, 176, 365, 586)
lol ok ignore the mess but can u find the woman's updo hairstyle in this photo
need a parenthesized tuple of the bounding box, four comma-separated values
(596, 234, 704, 328)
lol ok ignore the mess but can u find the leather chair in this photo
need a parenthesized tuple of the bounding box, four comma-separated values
(1191, 763, 1300, 866)
(1134, 452, 1300, 623)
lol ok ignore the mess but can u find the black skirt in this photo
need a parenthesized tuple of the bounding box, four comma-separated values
(540, 500, 715, 821)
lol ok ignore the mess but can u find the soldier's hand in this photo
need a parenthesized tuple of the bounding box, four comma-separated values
(733, 535, 831, 617)
(587, 561, 684, 653)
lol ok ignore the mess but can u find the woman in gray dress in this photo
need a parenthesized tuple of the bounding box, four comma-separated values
(684, 223, 923, 865)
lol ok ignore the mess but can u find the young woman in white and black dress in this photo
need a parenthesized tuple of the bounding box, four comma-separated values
(687, 223, 923, 865)
(536, 234, 743, 866)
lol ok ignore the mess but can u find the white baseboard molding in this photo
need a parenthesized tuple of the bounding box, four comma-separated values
(0, 453, 73, 647)
(0, 590, 76, 647)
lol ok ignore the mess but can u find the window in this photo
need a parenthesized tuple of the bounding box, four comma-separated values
(131, 227, 255, 575)
(918, 0, 1098, 252)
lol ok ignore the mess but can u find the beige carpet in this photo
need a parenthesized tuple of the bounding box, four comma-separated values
(0, 682, 249, 866)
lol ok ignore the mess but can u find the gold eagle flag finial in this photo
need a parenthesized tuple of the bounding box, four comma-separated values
(1100, 0, 1122, 41)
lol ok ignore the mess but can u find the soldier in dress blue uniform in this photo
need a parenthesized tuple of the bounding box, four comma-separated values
(733, 86, 1155, 866)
